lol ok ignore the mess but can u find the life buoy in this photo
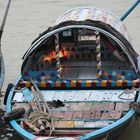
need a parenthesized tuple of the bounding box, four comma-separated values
(3, 108, 25, 122)
(3, 83, 14, 105)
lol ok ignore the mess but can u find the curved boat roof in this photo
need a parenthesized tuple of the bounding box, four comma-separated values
(21, 7, 138, 74)
(55, 7, 131, 41)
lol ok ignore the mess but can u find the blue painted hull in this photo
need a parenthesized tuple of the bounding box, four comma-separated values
(5, 77, 138, 140)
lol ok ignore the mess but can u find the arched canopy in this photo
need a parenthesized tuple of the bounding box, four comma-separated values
(21, 7, 138, 81)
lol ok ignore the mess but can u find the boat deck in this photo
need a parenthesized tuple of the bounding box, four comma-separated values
(12, 89, 135, 136)
(50, 101, 129, 128)
(13, 89, 136, 102)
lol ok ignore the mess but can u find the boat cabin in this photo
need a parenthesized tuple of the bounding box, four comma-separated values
(20, 26, 138, 89)
(9, 7, 140, 139)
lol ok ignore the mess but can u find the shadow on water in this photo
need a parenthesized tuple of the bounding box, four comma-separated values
(0, 96, 24, 140)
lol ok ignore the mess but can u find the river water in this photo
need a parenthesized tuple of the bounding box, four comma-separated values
(0, 0, 140, 139)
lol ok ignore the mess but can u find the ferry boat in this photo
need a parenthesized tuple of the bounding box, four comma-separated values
(4, 1, 140, 140)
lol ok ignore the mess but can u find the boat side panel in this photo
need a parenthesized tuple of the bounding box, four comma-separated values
(6, 76, 36, 140)
(80, 109, 135, 140)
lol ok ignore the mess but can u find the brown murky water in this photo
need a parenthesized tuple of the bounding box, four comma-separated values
(0, 0, 140, 139)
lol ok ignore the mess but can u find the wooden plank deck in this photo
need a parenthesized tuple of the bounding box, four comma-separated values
(51, 101, 130, 122)
(100, 111, 110, 120)
(14, 89, 136, 102)
(53, 120, 114, 129)
(14, 88, 133, 131)
(62, 91, 75, 102)
(13, 92, 24, 102)
(14, 100, 130, 131)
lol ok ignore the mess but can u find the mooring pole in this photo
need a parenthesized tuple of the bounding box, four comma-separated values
(120, 0, 140, 21)
(0, 0, 12, 94)
(0, 0, 12, 41)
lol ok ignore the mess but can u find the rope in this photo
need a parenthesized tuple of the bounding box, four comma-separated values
(28, 78, 55, 135)
(27, 111, 53, 136)
(30, 78, 51, 114)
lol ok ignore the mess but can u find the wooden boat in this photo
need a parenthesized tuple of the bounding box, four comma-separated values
(0, 0, 12, 93)
(0, 51, 4, 92)
(4, 2, 140, 140)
